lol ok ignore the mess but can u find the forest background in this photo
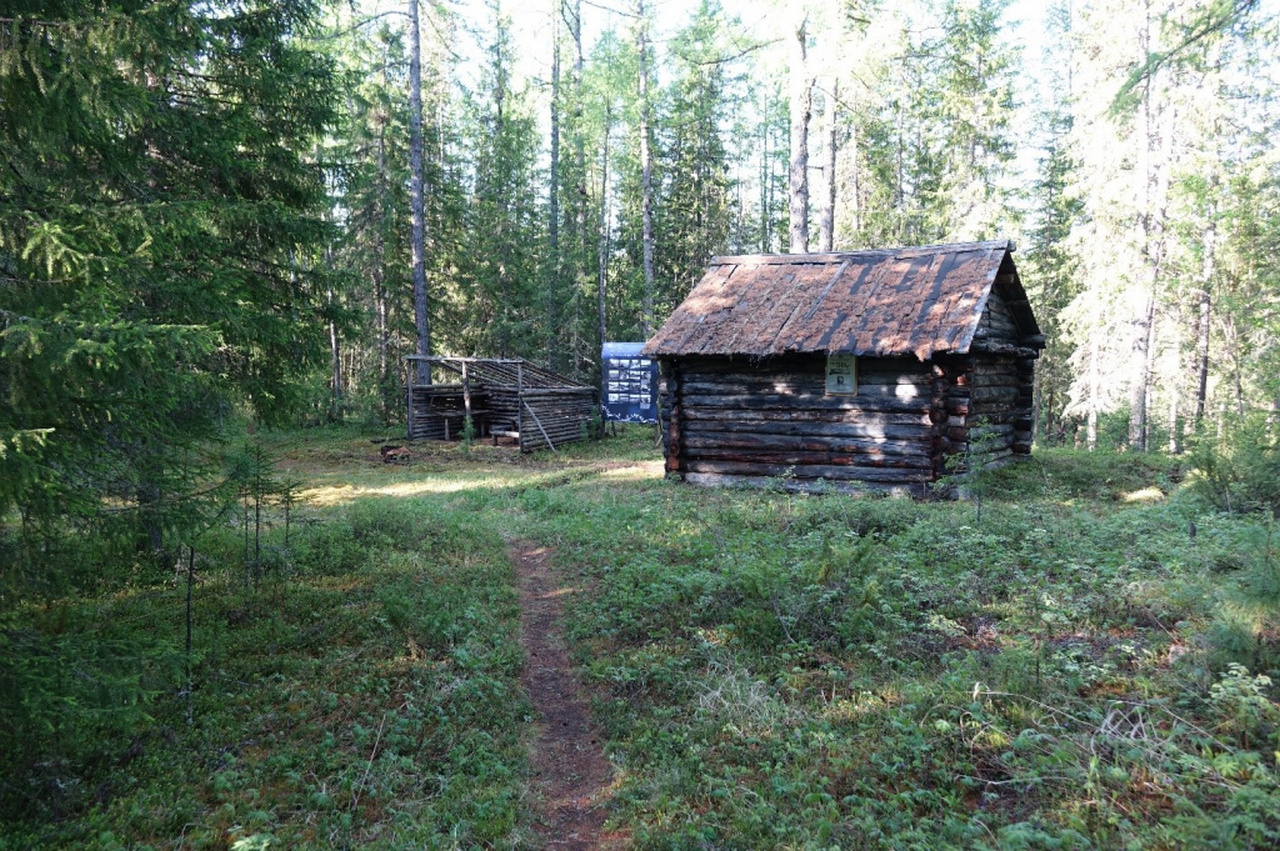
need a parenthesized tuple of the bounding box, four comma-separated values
(317, 0, 1280, 456)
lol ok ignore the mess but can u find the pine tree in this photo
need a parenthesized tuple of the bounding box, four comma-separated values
(1023, 0, 1082, 446)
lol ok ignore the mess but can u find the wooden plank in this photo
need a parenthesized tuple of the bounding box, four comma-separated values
(684, 448, 933, 469)
(679, 392, 931, 414)
(683, 459, 933, 483)
(969, 385, 1020, 403)
(681, 407, 932, 427)
(681, 419, 930, 441)
(681, 433, 933, 458)
(678, 370, 933, 390)
(683, 472, 928, 497)
(679, 380, 933, 398)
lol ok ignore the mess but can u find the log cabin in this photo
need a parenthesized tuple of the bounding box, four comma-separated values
(641, 240, 1044, 496)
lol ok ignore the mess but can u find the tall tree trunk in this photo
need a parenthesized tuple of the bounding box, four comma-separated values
(760, 87, 770, 251)
(637, 0, 656, 335)
(548, 1, 562, 369)
(1129, 0, 1174, 452)
(570, 0, 587, 378)
(1087, 323, 1100, 451)
(894, 101, 905, 242)
(1193, 207, 1215, 429)
(788, 14, 811, 253)
(1129, 288, 1155, 451)
(849, 118, 860, 239)
(328, 283, 343, 421)
(374, 109, 390, 422)
(597, 103, 611, 358)
(818, 78, 838, 252)
(1128, 6, 1154, 451)
(409, 0, 430, 385)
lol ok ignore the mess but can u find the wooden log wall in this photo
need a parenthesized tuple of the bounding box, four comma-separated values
(973, 284, 1019, 346)
(517, 388, 597, 452)
(408, 386, 475, 441)
(660, 354, 942, 493)
(409, 384, 596, 452)
(967, 287, 1037, 461)
(489, 392, 521, 435)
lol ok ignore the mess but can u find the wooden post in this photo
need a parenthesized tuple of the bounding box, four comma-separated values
(462, 360, 472, 422)
(663, 358, 683, 474)
(406, 358, 415, 440)
(517, 362, 525, 451)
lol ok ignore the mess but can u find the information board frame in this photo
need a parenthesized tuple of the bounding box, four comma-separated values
(602, 342, 658, 423)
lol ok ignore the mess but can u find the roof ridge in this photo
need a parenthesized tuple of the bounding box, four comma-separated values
(708, 239, 1012, 267)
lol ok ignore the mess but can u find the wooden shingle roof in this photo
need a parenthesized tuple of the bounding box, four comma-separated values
(643, 240, 1040, 362)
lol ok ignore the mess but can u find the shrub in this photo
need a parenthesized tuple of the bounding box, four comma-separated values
(1189, 413, 1280, 515)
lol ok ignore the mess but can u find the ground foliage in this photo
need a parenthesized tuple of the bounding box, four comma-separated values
(539, 439, 1280, 849)
(2, 427, 1279, 848)
(1, 432, 534, 849)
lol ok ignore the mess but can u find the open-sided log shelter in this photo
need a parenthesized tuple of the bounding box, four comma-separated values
(406, 356, 597, 452)
(642, 240, 1044, 495)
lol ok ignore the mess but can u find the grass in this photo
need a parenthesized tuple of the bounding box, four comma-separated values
(3, 426, 1280, 848)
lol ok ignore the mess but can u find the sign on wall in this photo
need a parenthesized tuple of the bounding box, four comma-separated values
(826, 354, 858, 395)
(602, 342, 658, 423)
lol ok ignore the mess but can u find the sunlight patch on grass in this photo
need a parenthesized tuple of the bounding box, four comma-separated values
(597, 461, 664, 481)
(1123, 486, 1165, 503)
(302, 477, 513, 506)
(821, 690, 893, 725)
(537, 586, 581, 600)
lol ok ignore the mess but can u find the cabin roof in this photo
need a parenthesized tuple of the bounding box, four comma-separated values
(642, 240, 1040, 362)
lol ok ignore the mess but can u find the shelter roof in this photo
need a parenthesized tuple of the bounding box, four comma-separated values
(407, 356, 590, 389)
(642, 240, 1039, 362)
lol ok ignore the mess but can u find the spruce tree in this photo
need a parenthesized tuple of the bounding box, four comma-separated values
(0, 0, 337, 570)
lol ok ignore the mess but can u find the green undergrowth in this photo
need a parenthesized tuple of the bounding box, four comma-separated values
(534, 448, 1280, 849)
(4, 429, 1280, 848)
(2, 483, 531, 848)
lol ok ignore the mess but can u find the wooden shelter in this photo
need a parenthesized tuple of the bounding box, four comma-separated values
(405, 356, 597, 452)
(642, 240, 1044, 495)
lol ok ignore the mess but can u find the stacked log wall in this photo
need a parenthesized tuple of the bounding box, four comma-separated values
(976, 286, 1019, 345)
(661, 354, 940, 493)
(952, 289, 1039, 468)
(489, 390, 521, 435)
(932, 355, 969, 474)
(517, 388, 597, 452)
(963, 356, 1020, 468)
(409, 383, 596, 452)
(956, 287, 1038, 464)
(408, 386, 470, 441)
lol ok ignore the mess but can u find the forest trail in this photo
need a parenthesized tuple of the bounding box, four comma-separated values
(513, 541, 627, 850)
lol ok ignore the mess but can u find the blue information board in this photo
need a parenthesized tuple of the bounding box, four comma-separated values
(602, 342, 658, 423)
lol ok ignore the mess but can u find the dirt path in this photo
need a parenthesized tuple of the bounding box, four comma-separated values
(514, 541, 627, 850)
